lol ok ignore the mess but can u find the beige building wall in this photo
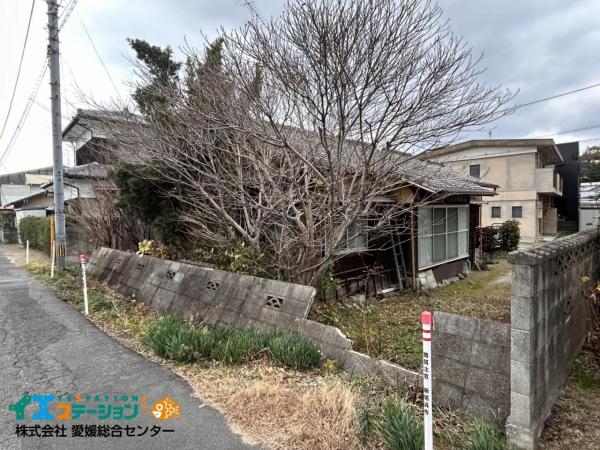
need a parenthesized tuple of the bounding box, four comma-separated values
(433, 152, 541, 242)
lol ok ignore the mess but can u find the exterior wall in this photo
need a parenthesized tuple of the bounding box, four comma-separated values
(430, 149, 564, 241)
(482, 199, 538, 242)
(507, 230, 597, 449)
(542, 207, 557, 235)
(433, 312, 510, 419)
(579, 208, 600, 231)
(556, 142, 580, 225)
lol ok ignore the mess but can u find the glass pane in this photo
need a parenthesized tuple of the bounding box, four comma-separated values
(458, 230, 468, 256)
(347, 222, 365, 248)
(418, 208, 432, 236)
(458, 207, 468, 230)
(448, 232, 458, 258)
(418, 236, 433, 268)
(433, 208, 446, 234)
(433, 234, 446, 262)
(447, 208, 458, 232)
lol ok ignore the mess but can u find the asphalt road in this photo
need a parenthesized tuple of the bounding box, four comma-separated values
(0, 252, 255, 450)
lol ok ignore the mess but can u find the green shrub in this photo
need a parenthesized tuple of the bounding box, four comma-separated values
(498, 220, 520, 252)
(18, 216, 52, 255)
(144, 315, 321, 369)
(268, 331, 322, 370)
(378, 398, 423, 450)
(468, 419, 507, 450)
(0, 211, 16, 230)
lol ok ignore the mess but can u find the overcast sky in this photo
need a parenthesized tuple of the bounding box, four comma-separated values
(1, 0, 599, 175)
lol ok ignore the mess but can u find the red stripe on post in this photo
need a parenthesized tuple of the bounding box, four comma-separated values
(80, 254, 86, 264)
(421, 311, 432, 326)
(423, 337, 432, 342)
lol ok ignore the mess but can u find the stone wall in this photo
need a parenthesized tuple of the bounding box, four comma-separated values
(433, 312, 510, 420)
(87, 247, 419, 387)
(507, 230, 598, 449)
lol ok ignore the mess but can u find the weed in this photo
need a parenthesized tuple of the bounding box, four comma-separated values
(357, 405, 377, 444)
(468, 419, 507, 450)
(378, 397, 423, 450)
(573, 359, 600, 390)
(268, 331, 322, 370)
(144, 315, 321, 369)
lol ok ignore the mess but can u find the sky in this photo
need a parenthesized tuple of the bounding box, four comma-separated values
(0, 0, 599, 175)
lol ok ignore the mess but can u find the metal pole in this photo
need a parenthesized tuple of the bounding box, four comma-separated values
(47, 0, 67, 268)
(421, 310, 433, 450)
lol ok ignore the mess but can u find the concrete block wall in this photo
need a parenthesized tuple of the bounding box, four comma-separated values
(87, 247, 317, 329)
(433, 312, 510, 420)
(507, 230, 598, 449)
(88, 248, 419, 388)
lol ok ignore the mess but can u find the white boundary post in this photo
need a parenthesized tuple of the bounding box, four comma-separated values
(26, 240, 29, 264)
(421, 310, 433, 450)
(80, 254, 89, 316)
(50, 241, 56, 278)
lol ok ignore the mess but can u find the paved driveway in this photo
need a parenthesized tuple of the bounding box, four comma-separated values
(0, 252, 255, 449)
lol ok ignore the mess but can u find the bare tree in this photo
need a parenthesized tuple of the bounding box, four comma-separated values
(66, 178, 148, 251)
(102, 0, 513, 287)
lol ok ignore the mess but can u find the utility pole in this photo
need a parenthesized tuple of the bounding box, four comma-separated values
(47, 0, 67, 267)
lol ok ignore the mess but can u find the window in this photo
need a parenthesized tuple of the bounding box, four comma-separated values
(469, 164, 481, 178)
(491, 206, 501, 218)
(512, 206, 523, 218)
(418, 206, 469, 269)
(336, 220, 368, 253)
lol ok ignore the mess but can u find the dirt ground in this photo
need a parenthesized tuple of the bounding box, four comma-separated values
(539, 337, 600, 450)
(0, 243, 50, 266)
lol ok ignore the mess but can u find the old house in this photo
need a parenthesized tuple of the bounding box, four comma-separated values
(420, 139, 564, 242)
(333, 158, 497, 295)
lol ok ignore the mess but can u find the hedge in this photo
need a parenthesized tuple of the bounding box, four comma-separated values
(18, 216, 52, 255)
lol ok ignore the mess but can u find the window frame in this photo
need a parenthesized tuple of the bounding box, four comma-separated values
(512, 206, 523, 218)
(335, 219, 369, 255)
(417, 205, 470, 270)
(469, 164, 481, 179)
(491, 206, 501, 218)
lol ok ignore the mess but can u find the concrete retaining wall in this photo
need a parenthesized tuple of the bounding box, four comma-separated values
(433, 312, 510, 420)
(88, 248, 419, 386)
(507, 230, 598, 449)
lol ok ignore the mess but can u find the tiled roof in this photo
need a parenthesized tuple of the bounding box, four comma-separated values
(396, 159, 496, 196)
(64, 162, 111, 179)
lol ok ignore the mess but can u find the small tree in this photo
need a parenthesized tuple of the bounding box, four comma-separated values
(498, 220, 520, 252)
(580, 145, 600, 183)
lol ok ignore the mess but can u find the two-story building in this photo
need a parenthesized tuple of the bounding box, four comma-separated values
(421, 139, 564, 242)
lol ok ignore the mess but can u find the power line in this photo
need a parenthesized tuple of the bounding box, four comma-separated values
(0, 0, 78, 166)
(77, 12, 121, 98)
(0, 0, 37, 142)
(501, 81, 600, 114)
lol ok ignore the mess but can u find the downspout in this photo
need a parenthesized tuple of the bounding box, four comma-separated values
(411, 208, 417, 291)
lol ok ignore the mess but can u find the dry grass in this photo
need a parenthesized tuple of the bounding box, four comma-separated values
(179, 364, 361, 449)
(24, 261, 363, 450)
(23, 260, 510, 450)
(539, 338, 600, 450)
(0, 243, 50, 266)
(311, 256, 512, 370)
